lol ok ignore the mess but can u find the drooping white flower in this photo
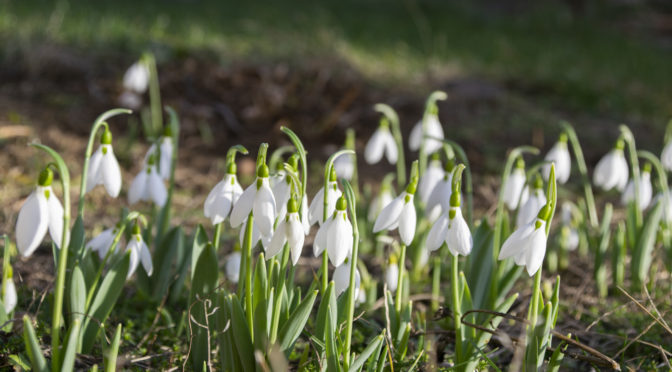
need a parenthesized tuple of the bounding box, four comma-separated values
(86, 227, 118, 260)
(230, 164, 276, 238)
(2, 278, 17, 314)
(409, 114, 444, 154)
(427, 206, 472, 256)
(301, 194, 310, 234)
(204, 168, 244, 225)
(239, 219, 272, 250)
(368, 186, 395, 223)
(542, 135, 571, 184)
(662, 141, 672, 172)
(15, 169, 66, 257)
(516, 179, 547, 228)
(365, 122, 397, 165)
(333, 260, 361, 297)
(126, 225, 153, 279)
(129, 155, 167, 207)
(326, 197, 354, 267)
(560, 202, 579, 251)
(118, 91, 142, 110)
(272, 177, 293, 222)
(144, 135, 173, 181)
(373, 184, 417, 246)
(266, 198, 306, 265)
(308, 179, 342, 226)
(86, 129, 122, 197)
(123, 60, 150, 94)
(499, 217, 548, 276)
(225, 251, 241, 283)
(593, 142, 629, 192)
(385, 260, 399, 292)
(621, 166, 653, 210)
(356, 285, 366, 306)
(334, 153, 355, 180)
(502, 161, 527, 210)
(419, 158, 445, 204)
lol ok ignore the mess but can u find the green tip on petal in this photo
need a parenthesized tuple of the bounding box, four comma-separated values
(533, 174, 544, 189)
(227, 161, 237, 175)
(336, 196, 347, 211)
(558, 132, 568, 144)
(257, 164, 269, 178)
(132, 222, 141, 235)
(450, 191, 460, 208)
(288, 154, 299, 170)
(101, 128, 113, 145)
(38, 167, 54, 186)
(329, 166, 337, 182)
(643, 162, 652, 173)
(287, 197, 299, 214)
(515, 157, 525, 169)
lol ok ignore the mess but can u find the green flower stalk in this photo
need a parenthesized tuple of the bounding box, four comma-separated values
(620, 125, 642, 227)
(341, 180, 360, 370)
(417, 91, 447, 176)
(561, 122, 599, 228)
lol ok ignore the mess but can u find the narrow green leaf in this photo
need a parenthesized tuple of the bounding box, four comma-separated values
(278, 290, 318, 352)
(349, 334, 384, 372)
(191, 225, 210, 280)
(229, 295, 255, 372)
(189, 243, 218, 371)
(152, 227, 184, 301)
(633, 201, 663, 287)
(315, 282, 336, 342)
(22, 316, 48, 372)
(105, 324, 122, 372)
(61, 319, 82, 372)
(70, 265, 86, 323)
(325, 306, 342, 372)
(253, 253, 268, 310)
(80, 252, 130, 354)
(548, 339, 567, 372)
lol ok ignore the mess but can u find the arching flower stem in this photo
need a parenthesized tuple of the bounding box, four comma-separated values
(561, 121, 598, 228)
(620, 125, 642, 228)
(418, 91, 447, 176)
(342, 179, 359, 370)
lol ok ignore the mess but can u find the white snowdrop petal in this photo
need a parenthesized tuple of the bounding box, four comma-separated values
(373, 195, 404, 233)
(272, 180, 291, 215)
(16, 191, 49, 257)
(364, 129, 386, 164)
(543, 144, 571, 184)
(383, 132, 398, 164)
(426, 214, 448, 252)
(386, 264, 399, 292)
(123, 61, 150, 93)
(101, 146, 122, 198)
(503, 169, 526, 210)
(334, 154, 354, 180)
(128, 170, 148, 205)
(204, 181, 224, 220)
(662, 142, 672, 171)
(148, 171, 167, 207)
(525, 227, 548, 276)
(301, 194, 310, 234)
(140, 240, 154, 276)
(409, 121, 423, 151)
(333, 262, 360, 297)
(46, 189, 65, 249)
(419, 162, 444, 204)
(424, 116, 445, 154)
(266, 220, 287, 259)
(398, 199, 416, 245)
(313, 217, 331, 257)
(427, 178, 452, 215)
(126, 240, 140, 279)
(328, 213, 351, 267)
(288, 217, 305, 265)
(498, 222, 535, 260)
(253, 181, 276, 237)
(239, 220, 262, 249)
(225, 252, 241, 283)
(230, 183, 256, 228)
(86, 147, 104, 193)
(159, 138, 173, 180)
(3, 279, 17, 314)
(308, 187, 325, 226)
(447, 208, 472, 256)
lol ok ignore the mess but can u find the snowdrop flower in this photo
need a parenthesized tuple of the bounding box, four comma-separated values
(144, 128, 174, 180)
(560, 202, 579, 251)
(15, 168, 66, 257)
(230, 164, 276, 238)
(662, 140, 672, 172)
(426, 160, 454, 218)
(418, 156, 445, 204)
(225, 249, 241, 283)
(499, 207, 550, 276)
(365, 119, 397, 164)
(308, 168, 342, 226)
(333, 153, 355, 180)
(368, 183, 394, 222)
(543, 133, 571, 184)
(516, 176, 547, 228)
(385, 256, 399, 292)
(123, 60, 150, 94)
(313, 197, 353, 267)
(502, 158, 527, 210)
(86, 128, 122, 197)
(125, 223, 153, 279)
(409, 112, 444, 154)
(621, 163, 653, 210)
(333, 259, 361, 297)
(266, 198, 306, 265)
(86, 226, 119, 260)
(129, 154, 167, 207)
(204, 162, 244, 225)
(593, 139, 629, 192)
(3, 276, 17, 314)
(272, 160, 298, 222)
(356, 284, 366, 306)
(426, 179, 472, 256)
(373, 179, 418, 246)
